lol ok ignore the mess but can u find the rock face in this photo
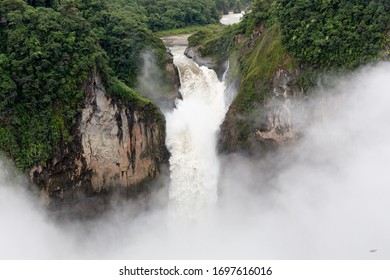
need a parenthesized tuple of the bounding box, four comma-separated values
(217, 22, 305, 155)
(80, 73, 167, 190)
(165, 58, 181, 104)
(219, 66, 302, 154)
(30, 69, 169, 216)
(256, 68, 301, 144)
(184, 46, 227, 79)
(137, 50, 181, 110)
(185, 46, 217, 70)
(233, 7, 241, 14)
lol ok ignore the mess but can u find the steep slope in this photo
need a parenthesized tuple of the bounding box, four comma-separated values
(30, 69, 168, 216)
(186, 0, 389, 155)
(0, 0, 176, 215)
(219, 25, 302, 154)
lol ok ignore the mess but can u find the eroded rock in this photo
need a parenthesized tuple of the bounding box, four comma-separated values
(30, 69, 168, 217)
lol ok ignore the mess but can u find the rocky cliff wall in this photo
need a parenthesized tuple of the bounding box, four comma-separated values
(29, 69, 169, 217)
(218, 26, 303, 155)
(219, 66, 302, 155)
(184, 46, 228, 80)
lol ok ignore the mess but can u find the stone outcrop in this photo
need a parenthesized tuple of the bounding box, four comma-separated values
(184, 46, 217, 70)
(165, 57, 181, 103)
(184, 46, 227, 79)
(137, 50, 181, 110)
(219, 66, 301, 154)
(30, 69, 169, 217)
(219, 23, 303, 155)
(255, 68, 301, 144)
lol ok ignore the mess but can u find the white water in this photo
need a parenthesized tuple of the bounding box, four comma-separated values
(166, 46, 229, 221)
(1, 60, 390, 260)
(1, 8, 389, 258)
(220, 12, 245, 25)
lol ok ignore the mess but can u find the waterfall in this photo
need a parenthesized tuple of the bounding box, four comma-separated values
(165, 49, 229, 221)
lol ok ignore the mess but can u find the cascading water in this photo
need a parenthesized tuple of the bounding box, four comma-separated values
(165, 43, 230, 221)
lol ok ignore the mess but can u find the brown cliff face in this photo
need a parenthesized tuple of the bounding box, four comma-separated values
(29, 70, 169, 217)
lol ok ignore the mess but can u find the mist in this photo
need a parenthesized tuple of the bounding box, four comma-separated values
(136, 51, 178, 111)
(1, 62, 390, 259)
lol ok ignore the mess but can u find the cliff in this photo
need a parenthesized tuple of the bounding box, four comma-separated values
(187, 0, 389, 155)
(219, 25, 389, 155)
(184, 46, 228, 80)
(29, 69, 169, 217)
(183, 24, 302, 154)
(218, 25, 302, 155)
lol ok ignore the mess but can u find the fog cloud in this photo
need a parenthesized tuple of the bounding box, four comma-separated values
(1, 62, 390, 259)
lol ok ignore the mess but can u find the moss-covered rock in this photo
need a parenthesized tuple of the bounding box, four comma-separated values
(219, 24, 302, 154)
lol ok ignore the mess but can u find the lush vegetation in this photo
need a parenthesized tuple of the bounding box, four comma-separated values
(2, 0, 388, 167)
(275, 0, 390, 69)
(215, 0, 250, 14)
(186, 0, 389, 152)
(0, 0, 220, 170)
(192, 0, 389, 71)
(234, 0, 389, 97)
(137, 0, 220, 32)
(154, 24, 221, 38)
(0, 0, 105, 169)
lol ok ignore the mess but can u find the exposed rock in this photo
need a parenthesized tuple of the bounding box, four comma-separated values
(0, 16, 8, 27)
(234, 34, 246, 44)
(253, 23, 265, 37)
(257, 68, 301, 144)
(184, 46, 227, 80)
(219, 67, 302, 154)
(30, 68, 168, 217)
(185, 46, 217, 70)
(233, 7, 241, 14)
(136, 50, 181, 111)
(164, 53, 182, 103)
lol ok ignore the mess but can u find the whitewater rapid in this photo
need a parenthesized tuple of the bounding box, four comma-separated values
(165, 44, 229, 221)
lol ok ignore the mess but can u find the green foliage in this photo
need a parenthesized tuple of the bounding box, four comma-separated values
(154, 24, 221, 38)
(235, 0, 275, 35)
(0, 0, 223, 171)
(186, 0, 276, 59)
(187, 21, 248, 61)
(108, 77, 151, 109)
(215, 0, 229, 15)
(187, 0, 388, 152)
(83, 1, 167, 86)
(275, 0, 390, 68)
(0, 0, 107, 169)
(233, 0, 242, 13)
(24, 0, 60, 9)
(136, 0, 220, 32)
(235, 24, 295, 112)
(216, 0, 251, 14)
(188, 25, 231, 57)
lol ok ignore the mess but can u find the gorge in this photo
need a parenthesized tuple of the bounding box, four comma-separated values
(1, 1, 389, 260)
(1, 36, 390, 259)
(165, 35, 230, 222)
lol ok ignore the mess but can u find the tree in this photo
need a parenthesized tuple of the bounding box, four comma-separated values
(233, 0, 241, 13)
